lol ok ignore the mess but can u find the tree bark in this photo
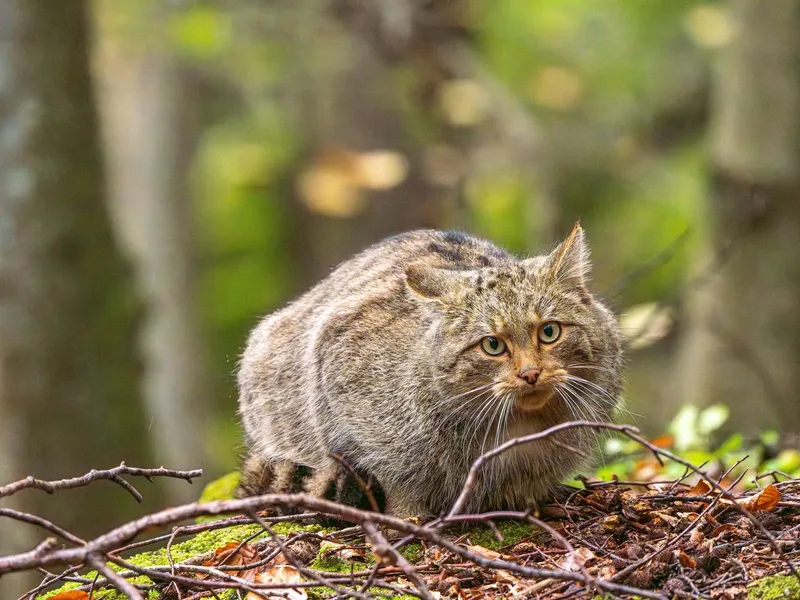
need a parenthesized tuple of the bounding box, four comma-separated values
(0, 2, 154, 594)
(94, 19, 212, 500)
(675, 0, 800, 431)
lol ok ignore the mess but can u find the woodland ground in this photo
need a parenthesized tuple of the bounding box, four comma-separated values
(5, 414, 800, 600)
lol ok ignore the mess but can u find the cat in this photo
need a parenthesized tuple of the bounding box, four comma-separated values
(236, 224, 622, 516)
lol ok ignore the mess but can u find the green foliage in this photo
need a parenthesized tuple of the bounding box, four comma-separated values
(748, 575, 800, 600)
(594, 403, 800, 485)
(168, 5, 231, 60)
(198, 471, 240, 503)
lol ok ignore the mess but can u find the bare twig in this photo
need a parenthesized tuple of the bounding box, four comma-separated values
(0, 508, 86, 546)
(363, 522, 432, 599)
(0, 463, 202, 503)
(0, 492, 665, 599)
(87, 553, 145, 600)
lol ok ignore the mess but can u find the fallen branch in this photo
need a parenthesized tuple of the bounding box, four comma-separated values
(0, 463, 202, 503)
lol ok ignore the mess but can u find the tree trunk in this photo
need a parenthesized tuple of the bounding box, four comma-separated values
(0, 1, 154, 593)
(675, 0, 800, 431)
(94, 19, 212, 500)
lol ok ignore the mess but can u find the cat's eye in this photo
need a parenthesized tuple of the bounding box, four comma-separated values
(538, 322, 561, 344)
(480, 336, 507, 356)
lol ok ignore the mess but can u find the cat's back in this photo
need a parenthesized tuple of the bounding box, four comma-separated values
(237, 229, 510, 462)
(309, 229, 511, 302)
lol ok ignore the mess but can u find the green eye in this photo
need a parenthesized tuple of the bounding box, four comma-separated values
(538, 322, 561, 344)
(480, 336, 507, 356)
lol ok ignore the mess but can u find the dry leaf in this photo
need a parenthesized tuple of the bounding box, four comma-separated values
(688, 480, 712, 496)
(558, 547, 595, 572)
(493, 569, 520, 584)
(247, 566, 307, 600)
(710, 524, 736, 539)
(676, 550, 696, 568)
(319, 540, 367, 562)
(49, 592, 90, 600)
(649, 434, 675, 448)
(202, 542, 259, 580)
(465, 544, 503, 560)
(739, 485, 781, 512)
(619, 302, 673, 349)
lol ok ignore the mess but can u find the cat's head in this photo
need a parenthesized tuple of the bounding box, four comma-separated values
(404, 224, 622, 421)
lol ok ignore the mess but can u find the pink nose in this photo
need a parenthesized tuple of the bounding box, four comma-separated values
(518, 368, 540, 385)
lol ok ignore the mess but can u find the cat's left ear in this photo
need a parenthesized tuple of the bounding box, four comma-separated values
(545, 222, 591, 288)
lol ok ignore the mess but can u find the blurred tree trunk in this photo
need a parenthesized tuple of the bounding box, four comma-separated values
(675, 0, 800, 430)
(94, 14, 212, 499)
(286, 0, 551, 286)
(282, 1, 443, 287)
(0, 0, 155, 594)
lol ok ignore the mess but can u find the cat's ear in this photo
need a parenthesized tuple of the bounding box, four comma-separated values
(404, 264, 471, 302)
(545, 223, 591, 287)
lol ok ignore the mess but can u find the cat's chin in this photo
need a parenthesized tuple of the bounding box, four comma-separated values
(514, 389, 555, 413)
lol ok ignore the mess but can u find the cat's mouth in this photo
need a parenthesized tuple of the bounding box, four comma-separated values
(513, 387, 556, 412)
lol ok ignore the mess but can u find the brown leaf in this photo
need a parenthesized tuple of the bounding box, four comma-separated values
(739, 484, 781, 512)
(710, 524, 736, 539)
(49, 593, 90, 600)
(201, 542, 259, 580)
(650, 434, 675, 448)
(319, 540, 367, 563)
(494, 569, 520, 584)
(465, 544, 503, 560)
(558, 547, 596, 572)
(688, 480, 712, 496)
(690, 529, 705, 545)
(247, 566, 307, 600)
(676, 550, 696, 568)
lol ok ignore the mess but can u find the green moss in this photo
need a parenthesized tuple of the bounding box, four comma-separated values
(398, 542, 423, 563)
(464, 520, 534, 550)
(198, 471, 241, 503)
(38, 523, 271, 599)
(310, 553, 353, 574)
(307, 587, 335, 600)
(749, 575, 800, 599)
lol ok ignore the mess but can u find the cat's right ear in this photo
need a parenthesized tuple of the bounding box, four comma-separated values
(404, 264, 468, 302)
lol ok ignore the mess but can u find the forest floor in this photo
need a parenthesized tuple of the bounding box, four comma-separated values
(35, 468, 800, 600)
(13, 414, 800, 599)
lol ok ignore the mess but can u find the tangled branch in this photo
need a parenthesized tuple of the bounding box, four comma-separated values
(2, 421, 799, 599)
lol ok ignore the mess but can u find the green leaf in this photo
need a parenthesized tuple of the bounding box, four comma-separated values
(698, 404, 729, 435)
(714, 433, 743, 458)
(168, 6, 231, 60)
(669, 404, 699, 451)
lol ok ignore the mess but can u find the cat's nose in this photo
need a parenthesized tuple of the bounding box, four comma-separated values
(518, 368, 540, 385)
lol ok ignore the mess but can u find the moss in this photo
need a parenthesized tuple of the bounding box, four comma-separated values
(198, 471, 240, 503)
(310, 553, 352, 574)
(749, 575, 800, 599)
(307, 586, 335, 600)
(464, 520, 535, 550)
(310, 541, 358, 574)
(398, 542, 423, 563)
(38, 523, 271, 599)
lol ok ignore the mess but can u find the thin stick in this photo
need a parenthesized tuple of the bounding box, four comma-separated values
(0, 463, 202, 502)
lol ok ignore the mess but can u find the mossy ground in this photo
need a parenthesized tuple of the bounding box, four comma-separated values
(748, 575, 800, 599)
(35, 474, 800, 599)
(37, 473, 329, 600)
(461, 519, 537, 550)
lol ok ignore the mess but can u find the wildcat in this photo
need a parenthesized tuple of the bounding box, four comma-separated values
(236, 224, 622, 516)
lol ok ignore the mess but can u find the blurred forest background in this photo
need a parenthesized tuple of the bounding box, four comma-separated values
(2, 0, 800, 595)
